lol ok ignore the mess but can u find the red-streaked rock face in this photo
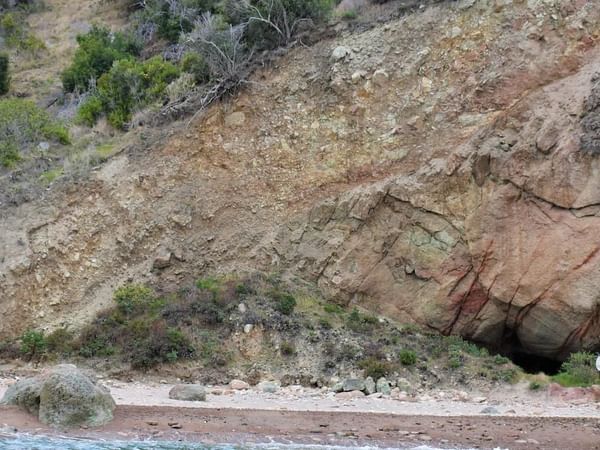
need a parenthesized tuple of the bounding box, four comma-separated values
(277, 61, 600, 360)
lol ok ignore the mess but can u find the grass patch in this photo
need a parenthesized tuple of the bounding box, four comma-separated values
(399, 349, 417, 366)
(347, 307, 379, 333)
(272, 291, 297, 316)
(39, 168, 63, 185)
(0, 12, 46, 54)
(552, 351, 600, 387)
(0, 98, 69, 168)
(359, 357, 392, 379)
(95, 143, 115, 159)
(324, 302, 344, 314)
(339, 9, 358, 20)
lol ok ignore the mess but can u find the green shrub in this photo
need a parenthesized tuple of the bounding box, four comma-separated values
(399, 349, 417, 366)
(85, 56, 179, 129)
(181, 52, 210, 84)
(494, 367, 518, 383)
(347, 307, 360, 323)
(114, 284, 155, 315)
(134, 0, 222, 43)
(196, 276, 222, 296)
(0, 98, 69, 167)
(21, 34, 45, 52)
(553, 351, 600, 387)
(347, 307, 379, 333)
(0, 54, 8, 95)
(20, 330, 47, 360)
(78, 338, 116, 358)
(62, 26, 141, 93)
(227, 0, 334, 48)
(318, 318, 332, 329)
(528, 379, 548, 391)
(280, 341, 296, 356)
(76, 95, 103, 126)
(448, 347, 463, 369)
(0, 12, 44, 52)
(493, 354, 510, 365)
(0, 142, 20, 168)
(273, 292, 296, 315)
(340, 9, 358, 20)
(0, 13, 18, 37)
(323, 302, 344, 314)
(143, 56, 181, 97)
(130, 321, 195, 369)
(359, 357, 391, 379)
(45, 328, 75, 355)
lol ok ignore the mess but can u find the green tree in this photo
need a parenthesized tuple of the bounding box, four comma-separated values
(61, 26, 141, 92)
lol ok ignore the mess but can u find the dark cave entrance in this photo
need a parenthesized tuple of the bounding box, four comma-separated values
(508, 350, 562, 375)
(493, 330, 562, 375)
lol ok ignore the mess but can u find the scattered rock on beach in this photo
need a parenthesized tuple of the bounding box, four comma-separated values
(168, 384, 207, 402)
(331, 382, 344, 393)
(343, 378, 365, 392)
(1, 365, 115, 427)
(257, 381, 280, 393)
(480, 406, 499, 415)
(364, 377, 376, 395)
(376, 378, 391, 395)
(229, 379, 250, 390)
(336, 390, 365, 399)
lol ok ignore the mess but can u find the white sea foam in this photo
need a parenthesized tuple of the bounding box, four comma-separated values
(0, 433, 509, 450)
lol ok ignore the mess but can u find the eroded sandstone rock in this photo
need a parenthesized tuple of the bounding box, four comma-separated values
(273, 68, 600, 361)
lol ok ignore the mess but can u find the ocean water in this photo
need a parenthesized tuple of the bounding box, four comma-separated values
(0, 434, 499, 450)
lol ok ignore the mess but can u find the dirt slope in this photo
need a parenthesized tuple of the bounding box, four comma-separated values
(1, 0, 599, 362)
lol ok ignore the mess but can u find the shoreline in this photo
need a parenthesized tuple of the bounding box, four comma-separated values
(1, 404, 600, 450)
(2, 377, 600, 449)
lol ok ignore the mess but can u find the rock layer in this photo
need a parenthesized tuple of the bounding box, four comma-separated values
(273, 62, 600, 360)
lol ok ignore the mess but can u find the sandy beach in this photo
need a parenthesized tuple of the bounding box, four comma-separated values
(1, 378, 600, 449)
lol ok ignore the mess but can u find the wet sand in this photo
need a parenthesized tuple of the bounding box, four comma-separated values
(1, 404, 600, 449)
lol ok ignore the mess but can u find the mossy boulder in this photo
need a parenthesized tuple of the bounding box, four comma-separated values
(0, 365, 115, 427)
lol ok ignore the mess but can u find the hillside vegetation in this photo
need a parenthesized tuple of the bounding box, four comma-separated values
(0, 0, 599, 392)
(1, 272, 528, 389)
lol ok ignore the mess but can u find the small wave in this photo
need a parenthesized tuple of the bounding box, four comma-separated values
(0, 433, 507, 450)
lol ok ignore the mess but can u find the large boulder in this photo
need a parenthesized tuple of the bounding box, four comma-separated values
(168, 384, 207, 401)
(257, 381, 280, 393)
(1, 377, 41, 415)
(0, 365, 115, 427)
(342, 378, 365, 392)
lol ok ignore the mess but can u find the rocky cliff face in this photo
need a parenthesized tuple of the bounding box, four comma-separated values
(272, 51, 600, 361)
(1, 0, 599, 362)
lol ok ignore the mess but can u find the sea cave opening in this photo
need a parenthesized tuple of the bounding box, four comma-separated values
(495, 330, 562, 375)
